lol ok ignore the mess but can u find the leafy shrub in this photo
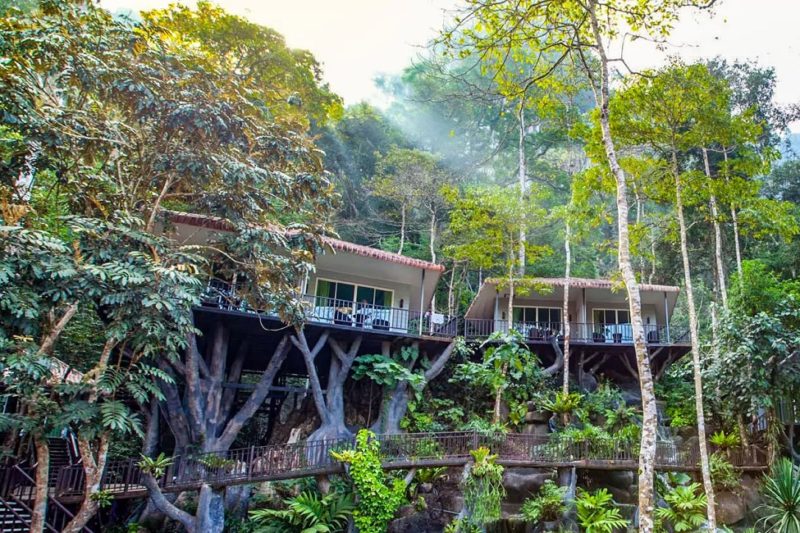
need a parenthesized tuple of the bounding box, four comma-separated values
(709, 430, 740, 452)
(575, 488, 628, 533)
(541, 391, 582, 416)
(330, 430, 406, 533)
(138, 452, 173, 478)
(462, 447, 505, 527)
(521, 480, 566, 523)
(710, 452, 741, 491)
(655, 482, 707, 532)
(249, 490, 354, 533)
(755, 458, 800, 533)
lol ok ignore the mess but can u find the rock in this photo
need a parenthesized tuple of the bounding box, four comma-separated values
(388, 511, 445, 533)
(523, 423, 550, 437)
(526, 410, 551, 423)
(741, 474, 762, 511)
(715, 491, 746, 525)
(503, 468, 554, 503)
(599, 470, 636, 490)
(604, 486, 634, 505)
(580, 372, 598, 392)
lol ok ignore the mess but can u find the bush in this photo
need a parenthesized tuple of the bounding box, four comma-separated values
(249, 490, 354, 533)
(756, 458, 800, 533)
(710, 452, 741, 491)
(575, 488, 628, 533)
(521, 480, 566, 523)
(655, 482, 707, 532)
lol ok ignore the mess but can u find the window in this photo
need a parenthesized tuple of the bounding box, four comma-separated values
(512, 306, 561, 325)
(315, 279, 393, 310)
(592, 309, 630, 325)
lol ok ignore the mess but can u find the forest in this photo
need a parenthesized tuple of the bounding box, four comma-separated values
(1, 1, 800, 532)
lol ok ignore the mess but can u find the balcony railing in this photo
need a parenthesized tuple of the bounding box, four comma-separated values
(201, 280, 687, 344)
(464, 319, 686, 344)
(201, 280, 459, 338)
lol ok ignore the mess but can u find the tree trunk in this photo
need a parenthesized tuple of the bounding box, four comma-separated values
(62, 434, 109, 533)
(518, 103, 528, 276)
(672, 150, 717, 529)
(30, 436, 49, 533)
(195, 484, 225, 533)
(722, 149, 744, 287)
(587, 6, 658, 530)
(562, 220, 571, 396)
(493, 362, 508, 425)
(703, 148, 728, 308)
(398, 203, 406, 255)
(371, 342, 456, 434)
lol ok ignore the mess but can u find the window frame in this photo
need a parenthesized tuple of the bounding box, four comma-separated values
(314, 277, 395, 311)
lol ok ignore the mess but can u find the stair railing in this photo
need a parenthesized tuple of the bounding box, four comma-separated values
(12, 464, 95, 533)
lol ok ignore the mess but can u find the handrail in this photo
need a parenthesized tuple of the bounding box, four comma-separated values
(0, 465, 95, 533)
(464, 319, 688, 344)
(2, 431, 767, 504)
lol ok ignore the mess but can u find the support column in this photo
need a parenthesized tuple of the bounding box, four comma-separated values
(418, 270, 426, 335)
(664, 291, 671, 343)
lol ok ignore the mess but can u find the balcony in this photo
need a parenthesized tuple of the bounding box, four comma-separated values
(201, 279, 458, 339)
(463, 319, 687, 344)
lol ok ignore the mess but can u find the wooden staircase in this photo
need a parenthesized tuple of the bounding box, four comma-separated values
(0, 495, 31, 533)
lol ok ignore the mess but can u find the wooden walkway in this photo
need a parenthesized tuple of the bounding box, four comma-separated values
(2, 431, 768, 503)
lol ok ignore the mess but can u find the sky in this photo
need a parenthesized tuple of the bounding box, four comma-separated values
(101, 0, 800, 111)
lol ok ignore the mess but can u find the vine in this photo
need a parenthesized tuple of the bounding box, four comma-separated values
(331, 429, 406, 533)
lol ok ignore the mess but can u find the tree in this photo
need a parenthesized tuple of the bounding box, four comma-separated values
(0, 3, 338, 531)
(445, 184, 550, 326)
(443, 2, 717, 529)
(608, 61, 724, 527)
(353, 342, 460, 434)
(369, 147, 454, 260)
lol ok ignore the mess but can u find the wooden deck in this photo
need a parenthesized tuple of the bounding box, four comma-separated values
(1, 431, 769, 504)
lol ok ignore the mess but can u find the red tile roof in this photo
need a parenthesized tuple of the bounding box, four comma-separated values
(166, 211, 444, 272)
(484, 277, 680, 293)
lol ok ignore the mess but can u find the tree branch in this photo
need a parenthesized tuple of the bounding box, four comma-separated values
(216, 336, 290, 451)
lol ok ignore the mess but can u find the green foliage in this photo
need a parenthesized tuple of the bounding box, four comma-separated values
(710, 430, 741, 452)
(138, 453, 174, 479)
(541, 391, 582, 416)
(521, 480, 567, 523)
(452, 330, 545, 426)
(575, 488, 629, 533)
(330, 430, 406, 533)
(756, 458, 800, 533)
(249, 490, 354, 533)
(656, 371, 696, 430)
(90, 489, 114, 509)
(462, 447, 505, 527)
(655, 483, 708, 532)
(709, 452, 741, 492)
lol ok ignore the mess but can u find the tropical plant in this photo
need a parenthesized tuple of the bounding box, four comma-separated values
(710, 452, 741, 491)
(541, 391, 583, 417)
(710, 430, 741, 453)
(755, 458, 800, 533)
(330, 430, 406, 533)
(655, 482, 708, 532)
(575, 488, 628, 533)
(249, 491, 354, 533)
(138, 453, 174, 479)
(521, 480, 567, 523)
(462, 447, 505, 527)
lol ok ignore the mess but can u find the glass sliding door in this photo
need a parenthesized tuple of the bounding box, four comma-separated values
(592, 308, 631, 342)
(314, 278, 393, 328)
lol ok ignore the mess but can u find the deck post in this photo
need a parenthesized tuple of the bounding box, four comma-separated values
(248, 446, 255, 480)
(664, 291, 671, 343)
(417, 269, 426, 335)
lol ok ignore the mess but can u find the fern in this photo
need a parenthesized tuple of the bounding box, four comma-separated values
(575, 488, 629, 533)
(250, 491, 354, 533)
